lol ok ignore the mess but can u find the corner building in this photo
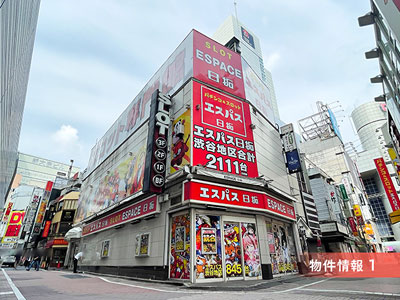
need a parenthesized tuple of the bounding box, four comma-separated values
(76, 30, 300, 282)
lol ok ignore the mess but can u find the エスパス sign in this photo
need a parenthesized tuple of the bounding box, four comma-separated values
(192, 82, 258, 178)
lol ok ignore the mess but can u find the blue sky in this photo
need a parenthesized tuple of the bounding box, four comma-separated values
(19, 0, 381, 170)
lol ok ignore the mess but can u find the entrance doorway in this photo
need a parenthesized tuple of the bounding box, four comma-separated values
(193, 213, 262, 282)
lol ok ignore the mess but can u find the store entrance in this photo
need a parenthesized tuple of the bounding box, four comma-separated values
(193, 212, 262, 282)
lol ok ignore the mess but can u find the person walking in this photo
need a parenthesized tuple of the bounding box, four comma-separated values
(27, 256, 40, 271)
(14, 254, 21, 269)
(73, 251, 83, 273)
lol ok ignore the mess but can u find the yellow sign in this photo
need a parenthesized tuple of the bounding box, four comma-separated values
(363, 224, 374, 235)
(388, 148, 400, 180)
(389, 209, 400, 224)
(353, 205, 362, 217)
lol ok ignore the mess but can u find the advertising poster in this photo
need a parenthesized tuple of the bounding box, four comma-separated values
(170, 214, 190, 279)
(75, 143, 147, 223)
(267, 232, 275, 254)
(101, 240, 110, 257)
(196, 215, 222, 279)
(175, 226, 185, 252)
(191, 82, 258, 178)
(224, 223, 242, 277)
(374, 157, 400, 212)
(269, 224, 298, 274)
(241, 223, 261, 277)
(170, 110, 191, 174)
(135, 235, 140, 256)
(242, 59, 275, 124)
(140, 233, 150, 256)
(201, 228, 217, 254)
(193, 30, 245, 99)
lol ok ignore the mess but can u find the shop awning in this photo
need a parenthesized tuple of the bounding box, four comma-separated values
(64, 227, 82, 240)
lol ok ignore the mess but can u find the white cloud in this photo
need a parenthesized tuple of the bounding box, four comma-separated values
(265, 52, 281, 71)
(52, 125, 79, 146)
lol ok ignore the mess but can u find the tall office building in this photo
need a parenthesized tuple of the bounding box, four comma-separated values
(0, 0, 41, 207)
(213, 15, 280, 121)
(358, 1, 400, 158)
(0, 0, 40, 208)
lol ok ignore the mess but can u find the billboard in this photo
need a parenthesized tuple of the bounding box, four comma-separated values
(191, 82, 258, 177)
(170, 110, 191, 174)
(2, 211, 25, 244)
(85, 31, 194, 179)
(75, 141, 146, 223)
(193, 30, 245, 99)
(242, 58, 275, 124)
(241, 27, 255, 48)
(374, 157, 400, 212)
(328, 108, 342, 142)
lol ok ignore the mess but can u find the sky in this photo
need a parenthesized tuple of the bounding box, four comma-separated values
(19, 0, 382, 171)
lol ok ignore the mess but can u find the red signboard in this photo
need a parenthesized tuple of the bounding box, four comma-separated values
(193, 30, 245, 99)
(2, 202, 13, 222)
(82, 196, 158, 236)
(46, 238, 68, 248)
(4, 211, 25, 237)
(192, 82, 258, 177)
(42, 221, 51, 238)
(348, 217, 358, 236)
(184, 181, 296, 220)
(374, 158, 400, 211)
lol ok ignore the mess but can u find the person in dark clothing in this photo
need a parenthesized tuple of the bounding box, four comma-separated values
(14, 254, 21, 269)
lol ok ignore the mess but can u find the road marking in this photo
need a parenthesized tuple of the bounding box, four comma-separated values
(299, 288, 400, 297)
(98, 276, 243, 294)
(0, 291, 13, 295)
(1, 268, 26, 300)
(272, 278, 329, 293)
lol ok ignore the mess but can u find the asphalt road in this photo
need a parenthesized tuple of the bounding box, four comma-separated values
(1, 267, 400, 300)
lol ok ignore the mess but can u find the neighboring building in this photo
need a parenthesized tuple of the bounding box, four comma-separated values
(213, 15, 280, 122)
(351, 102, 400, 241)
(74, 30, 302, 282)
(298, 102, 379, 252)
(358, 1, 400, 160)
(0, 0, 41, 207)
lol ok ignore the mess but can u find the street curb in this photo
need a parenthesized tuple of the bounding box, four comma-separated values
(183, 274, 304, 291)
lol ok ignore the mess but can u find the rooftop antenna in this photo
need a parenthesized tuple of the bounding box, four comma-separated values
(234, 1, 239, 20)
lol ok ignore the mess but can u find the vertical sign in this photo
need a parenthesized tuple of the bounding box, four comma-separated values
(374, 158, 400, 212)
(281, 123, 302, 174)
(32, 181, 53, 236)
(193, 30, 245, 99)
(143, 90, 171, 193)
(191, 82, 258, 177)
(2, 211, 25, 244)
(348, 217, 358, 236)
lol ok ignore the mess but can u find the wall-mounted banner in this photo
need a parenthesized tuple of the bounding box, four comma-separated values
(170, 110, 191, 174)
(192, 82, 258, 177)
(285, 149, 301, 174)
(374, 157, 400, 212)
(241, 27, 255, 49)
(2, 211, 25, 244)
(184, 181, 296, 220)
(339, 184, 349, 201)
(42, 221, 51, 238)
(193, 30, 245, 99)
(143, 90, 171, 194)
(348, 217, 358, 236)
(32, 181, 53, 237)
(2, 202, 13, 223)
(353, 205, 362, 217)
(82, 196, 159, 236)
(280, 124, 297, 152)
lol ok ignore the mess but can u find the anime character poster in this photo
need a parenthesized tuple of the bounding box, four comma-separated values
(241, 223, 261, 277)
(140, 233, 150, 256)
(170, 214, 190, 279)
(75, 143, 146, 223)
(175, 226, 185, 252)
(269, 223, 298, 274)
(170, 110, 191, 174)
(224, 223, 242, 277)
(196, 215, 222, 279)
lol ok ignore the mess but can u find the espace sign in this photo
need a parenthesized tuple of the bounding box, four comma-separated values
(143, 90, 172, 193)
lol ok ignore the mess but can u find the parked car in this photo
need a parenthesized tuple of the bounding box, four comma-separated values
(1, 255, 16, 267)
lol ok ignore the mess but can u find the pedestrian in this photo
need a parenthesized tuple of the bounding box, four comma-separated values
(14, 254, 21, 269)
(24, 257, 30, 268)
(73, 251, 83, 273)
(27, 256, 40, 271)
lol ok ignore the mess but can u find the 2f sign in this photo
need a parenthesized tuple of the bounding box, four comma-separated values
(156, 93, 171, 136)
